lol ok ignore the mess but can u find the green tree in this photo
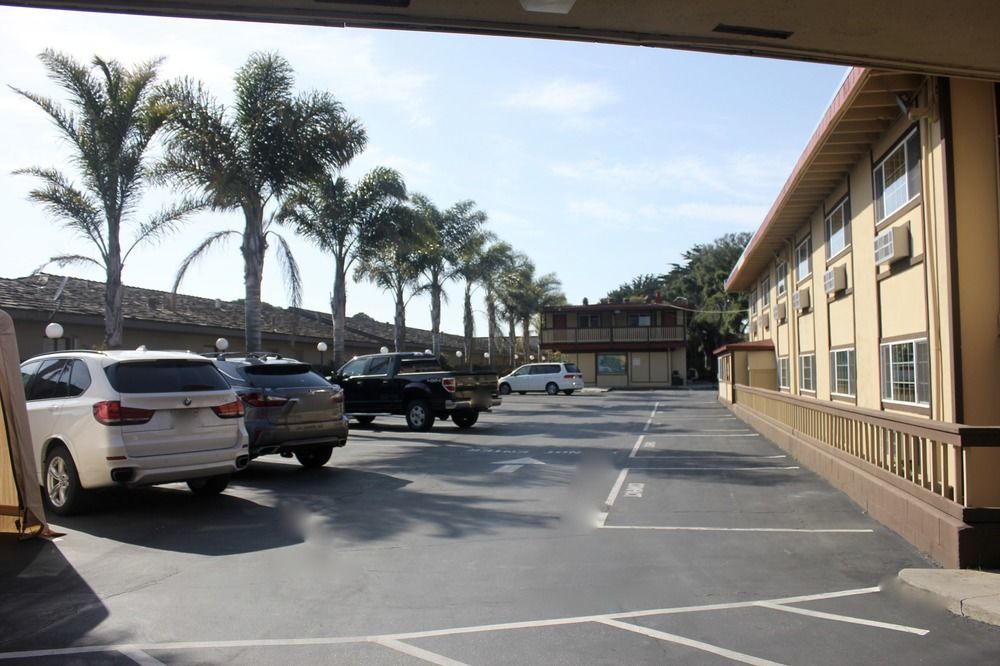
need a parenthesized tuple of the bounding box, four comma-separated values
(453, 226, 496, 367)
(354, 204, 432, 351)
(13, 50, 198, 349)
(476, 241, 517, 369)
(160, 52, 366, 350)
(496, 253, 534, 367)
(606, 273, 664, 303)
(660, 232, 751, 377)
(278, 167, 407, 367)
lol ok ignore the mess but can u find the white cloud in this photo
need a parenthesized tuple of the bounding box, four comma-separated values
(503, 78, 618, 114)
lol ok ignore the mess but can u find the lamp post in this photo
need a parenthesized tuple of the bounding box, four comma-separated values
(215, 337, 229, 353)
(44, 322, 64, 351)
(380, 346, 389, 354)
(317, 341, 328, 367)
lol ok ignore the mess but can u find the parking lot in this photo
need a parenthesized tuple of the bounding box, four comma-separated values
(2, 390, 999, 664)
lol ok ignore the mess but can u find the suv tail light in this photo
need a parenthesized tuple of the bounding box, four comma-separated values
(330, 388, 344, 404)
(441, 377, 457, 393)
(240, 392, 290, 408)
(93, 401, 155, 426)
(211, 399, 246, 419)
(564, 374, 575, 379)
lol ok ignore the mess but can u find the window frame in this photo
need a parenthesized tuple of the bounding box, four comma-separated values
(795, 236, 812, 284)
(749, 288, 757, 315)
(760, 276, 771, 308)
(825, 197, 851, 260)
(874, 127, 921, 223)
(830, 348, 856, 398)
(777, 356, 790, 389)
(775, 261, 787, 296)
(880, 338, 930, 406)
(799, 353, 816, 393)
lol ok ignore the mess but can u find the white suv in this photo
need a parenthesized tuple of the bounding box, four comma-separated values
(498, 362, 584, 396)
(20, 350, 250, 515)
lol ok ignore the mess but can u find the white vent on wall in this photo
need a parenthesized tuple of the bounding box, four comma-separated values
(792, 287, 811, 312)
(775, 302, 787, 322)
(874, 225, 910, 266)
(824, 265, 847, 294)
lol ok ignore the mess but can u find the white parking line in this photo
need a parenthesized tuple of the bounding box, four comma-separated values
(628, 435, 645, 458)
(373, 638, 470, 665)
(597, 469, 631, 526)
(597, 618, 786, 666)
(119, 648, 166, 665)
(0, 587, 915, 663)
(597, 526, 874, 533)
(755, 602, 928, 635)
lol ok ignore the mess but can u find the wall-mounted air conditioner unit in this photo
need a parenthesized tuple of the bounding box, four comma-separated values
(874, 225, 910, 266)
(775, 302, 787, 322)
(750, 321, 758, 336)
(824, 265, 847, 294)
(762, 312, 770, 329)
(792, 287, 810, 312)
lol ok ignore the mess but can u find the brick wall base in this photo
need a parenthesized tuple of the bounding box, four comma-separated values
(727, 400, 1000, 568)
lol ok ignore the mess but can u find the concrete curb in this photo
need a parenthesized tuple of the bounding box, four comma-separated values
(898, 569, 1000, 627)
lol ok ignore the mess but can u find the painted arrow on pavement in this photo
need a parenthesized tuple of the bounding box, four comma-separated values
(493, 457, 546, 473)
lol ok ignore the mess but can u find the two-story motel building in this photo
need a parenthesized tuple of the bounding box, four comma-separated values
(716, 69, 1000, 567)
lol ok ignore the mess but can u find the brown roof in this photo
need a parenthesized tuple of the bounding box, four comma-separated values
(0, 274, 472, 348)
(544, 302, 685, 312)
(713, 340, 775, 356)
(725, 68, 926, 292)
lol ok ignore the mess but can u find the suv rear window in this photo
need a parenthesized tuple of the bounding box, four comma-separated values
(244, 365, 331, 388)
(400, 358, 443, 373)
(564, 363, 580, 374)
(106, 361, 230, 393)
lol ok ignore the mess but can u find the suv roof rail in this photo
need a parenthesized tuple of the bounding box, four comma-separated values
(30, 349, 107, 358)
(203, 351, 290, 363)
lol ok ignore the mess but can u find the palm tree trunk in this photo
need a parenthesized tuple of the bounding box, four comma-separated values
(430, 277, 442, 356)
(521, 316, 531, 360)
(463, 280, 474, 370)
(242, 203, 266, 351)
(508, 317, 517, 366)
(394, 282, 405, 351)
(486, 291, 497, 371)
(332, 253, 348, 368)
(104, 260, 124, 349)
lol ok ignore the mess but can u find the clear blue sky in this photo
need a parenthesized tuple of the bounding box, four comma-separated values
(0, 6, 847, 338)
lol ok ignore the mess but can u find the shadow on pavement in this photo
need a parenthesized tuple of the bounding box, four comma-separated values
(0, 535, 109, 651)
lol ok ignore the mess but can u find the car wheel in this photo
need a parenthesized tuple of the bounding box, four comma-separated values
(187, 474, 230, 496)
(43, 445, 86, 516)
(354, 415, 376, 426)
(405, 399, 435, 432)
(499, 383, 511, 395)
(452, 411, 479, 429)
(546, 382, 559, 395)
(295, 446, 333, 468)
(563, 389, 575, 395)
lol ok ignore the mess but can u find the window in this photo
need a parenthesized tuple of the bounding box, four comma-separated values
(880, 339, 930, 405)
(778, 357, 790, 389)
(597, 354, 627, 374)
(25, 359, 69, 401)
(578, 314, 601, 328)
(799, 354, 815, 392)
(627, 313, 652, 327)
(338, 357, 369, 377)
(874, 129, 921, 222)
(760, 276, 770, 307)
(366, 356, 390, 375)
(775, 261, 787, 296)
(830, 348, 856, 397)
(245, 365, 331, 388)
(749, 289, 757, 315)
(64, 359, 92, 397)
(795, 237, 812, 283)
(105, 361, 230, 393)
(826, 199, 851, 258)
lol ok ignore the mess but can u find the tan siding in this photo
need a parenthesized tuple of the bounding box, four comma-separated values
(879, 268, 928, 339)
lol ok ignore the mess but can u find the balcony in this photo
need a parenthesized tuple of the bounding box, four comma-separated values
(541, 326, 685, 345)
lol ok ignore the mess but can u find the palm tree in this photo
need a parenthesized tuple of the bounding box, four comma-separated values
(354, 205, 431, 351)
(278, 167, 407, 367)
(159, 52, 366, 350)
(496, 253, 534, 367)
(412, 196, 487, 357)
(475, 241, 516, 370)
(519, 270, 565, 360)
(454, 227, 496, 368)
(13, 50, 198, 349)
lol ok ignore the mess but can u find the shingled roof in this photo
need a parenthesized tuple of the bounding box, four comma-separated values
(0, 274, 473, 349)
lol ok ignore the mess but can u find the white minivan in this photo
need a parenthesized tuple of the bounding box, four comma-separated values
(498, 362, 584, 396)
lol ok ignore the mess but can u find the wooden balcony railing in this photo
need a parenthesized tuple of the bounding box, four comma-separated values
(541, 326, 685, 345)
(731, 384, 1000, 507)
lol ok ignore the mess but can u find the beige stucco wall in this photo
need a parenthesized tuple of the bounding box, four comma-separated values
(950, 78, 1000, 426)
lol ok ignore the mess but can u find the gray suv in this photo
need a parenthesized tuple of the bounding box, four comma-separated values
(210, 354, 349, 468)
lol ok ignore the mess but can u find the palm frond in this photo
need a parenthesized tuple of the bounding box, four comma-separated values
(172, 230, 240, 293)
(13, 166, 106, 258)
(267, 230, 303, 308)
(34, 254, 104, 274)
(125, 195, 211, 261)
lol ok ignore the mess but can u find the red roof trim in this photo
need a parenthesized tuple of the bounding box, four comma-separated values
(713, 340, 775, 356)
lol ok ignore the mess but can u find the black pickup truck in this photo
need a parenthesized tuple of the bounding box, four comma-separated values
(331, 352, 501, 431)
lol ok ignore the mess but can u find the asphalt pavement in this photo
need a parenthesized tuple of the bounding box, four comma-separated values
(2, 390, 999, 664)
